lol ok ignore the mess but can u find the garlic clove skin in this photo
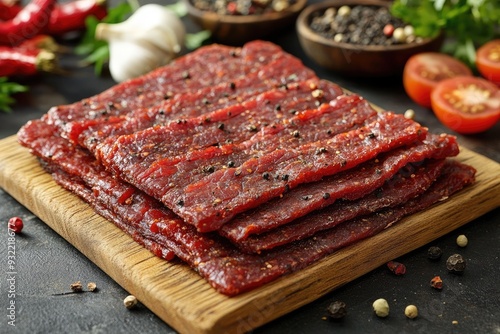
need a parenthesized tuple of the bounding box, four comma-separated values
(107, 40, 175, 83)
(95, 4, 186, 82)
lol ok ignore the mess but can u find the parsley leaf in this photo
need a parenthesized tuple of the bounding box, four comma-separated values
(390, 0, 500, 67)
(0, 77, 28, 113)
(75, 2, 133, 75)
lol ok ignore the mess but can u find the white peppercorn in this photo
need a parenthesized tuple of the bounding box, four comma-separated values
(404, 109, 415, 120)
(337, 5, 351, 17)
(456, 234, 468, 247)
(392, 27, 406, 43)
(372, 298, 389, 318)
(124, 295, 138, 309)
(405, 305, 418, 319)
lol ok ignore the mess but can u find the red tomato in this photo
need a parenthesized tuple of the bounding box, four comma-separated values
(430, 76, 500, 134)
(476, 39, 500, 86)
(403, 53, 473, 108)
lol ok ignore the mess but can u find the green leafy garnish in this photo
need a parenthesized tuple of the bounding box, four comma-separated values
(390, 0, 500, 67)
(0, 77, 28, 113)
(75, 1, 210, 76)
(166, 1, 189, 17)
(75, 2, 133, 75)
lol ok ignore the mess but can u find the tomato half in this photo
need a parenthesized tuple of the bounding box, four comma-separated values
(431, 76, 500, 134)
(476, 39, 500, 86)
(403, 53, 472, 108)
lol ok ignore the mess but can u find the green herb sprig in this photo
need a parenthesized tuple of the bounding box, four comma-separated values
(75, 2, 133, 75)
(390, 0, 500, 67)
(0, 77, 28, 113)
(75, 1, 211, 76)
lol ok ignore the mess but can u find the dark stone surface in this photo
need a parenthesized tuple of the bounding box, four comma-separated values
(0, 1, 499, 333)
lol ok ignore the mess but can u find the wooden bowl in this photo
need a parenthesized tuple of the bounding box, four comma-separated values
(183, 0, 307, 45)
(296, 0, 445, 77)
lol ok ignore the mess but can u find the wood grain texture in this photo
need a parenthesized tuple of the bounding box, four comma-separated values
(0, 135, 499, 334)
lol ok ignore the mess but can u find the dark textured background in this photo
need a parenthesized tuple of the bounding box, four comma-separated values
(0, 0, 499, 333)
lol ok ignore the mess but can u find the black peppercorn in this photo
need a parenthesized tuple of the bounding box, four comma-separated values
(446, 254, 466, 274)
(327, 300, 347, 320)
(427, 246, 442, 260)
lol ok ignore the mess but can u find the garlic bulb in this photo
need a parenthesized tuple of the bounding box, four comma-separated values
(95, 4, 186, 82)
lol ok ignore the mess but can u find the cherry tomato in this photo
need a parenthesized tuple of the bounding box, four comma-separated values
(476, 39, 500, 87)
(430, 76, 500, 134)
(403, 53, 473, 108)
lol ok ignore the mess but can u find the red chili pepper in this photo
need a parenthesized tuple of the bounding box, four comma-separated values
(0, 46, 56, 76)
(44, 0, 108, 36)
(0, 3, 22, 21)
(0, 0, 56, 46)
(16, 34, 59, 52)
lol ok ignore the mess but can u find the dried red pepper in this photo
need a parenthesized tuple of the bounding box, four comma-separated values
(8, 216, 24, 233)
(0, 0, 56, 46)
(45, 0, 108, 36)
(386, 260, 406, 275)
(0, 46, 57, 76)
(0, 3, 22, 21)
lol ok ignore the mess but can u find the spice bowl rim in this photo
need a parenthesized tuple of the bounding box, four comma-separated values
(183, 0, 308, 44)
(184, 0, 308, 23)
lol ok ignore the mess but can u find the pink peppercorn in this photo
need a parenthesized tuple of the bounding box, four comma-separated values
(8, 216, 23, 233)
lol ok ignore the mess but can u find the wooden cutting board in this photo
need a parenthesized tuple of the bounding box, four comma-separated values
(0, 134, 499, 334)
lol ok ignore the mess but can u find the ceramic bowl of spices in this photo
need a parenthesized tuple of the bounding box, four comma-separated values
(184, 0, 307, 45)
(296, 0, 444, 77)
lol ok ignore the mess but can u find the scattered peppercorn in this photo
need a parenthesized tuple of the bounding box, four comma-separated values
(327, 300, 347, 320)
(372, 298, 389, 318)
(191, 0, 297, 15)
(446, 254, 466, 274)
(427, 246, 442, 260)
(404, 109, 415, 120)
(70, 281, 83, 293)
(386, 260, 406, 275)
(383, 24, 394, 37)
(405, 305, 418, 319)
(309, 5, 419, 46)
(124, 295, 138, 309)
(87, 282, 97, 292)
(8, 216, 23, 233)
(456, 234, 468, 247)
(315, 147, 327, 155)
(430, 276, 443, 290)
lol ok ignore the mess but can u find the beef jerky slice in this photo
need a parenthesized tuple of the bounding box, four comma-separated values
(233, 159, 445, 253)
(220, 133, 459, 241)
(67, 54, 319, 148)
(44, 41, 294, 129)
(175, 112, 427, 231)
(94, 80, 344, 174)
